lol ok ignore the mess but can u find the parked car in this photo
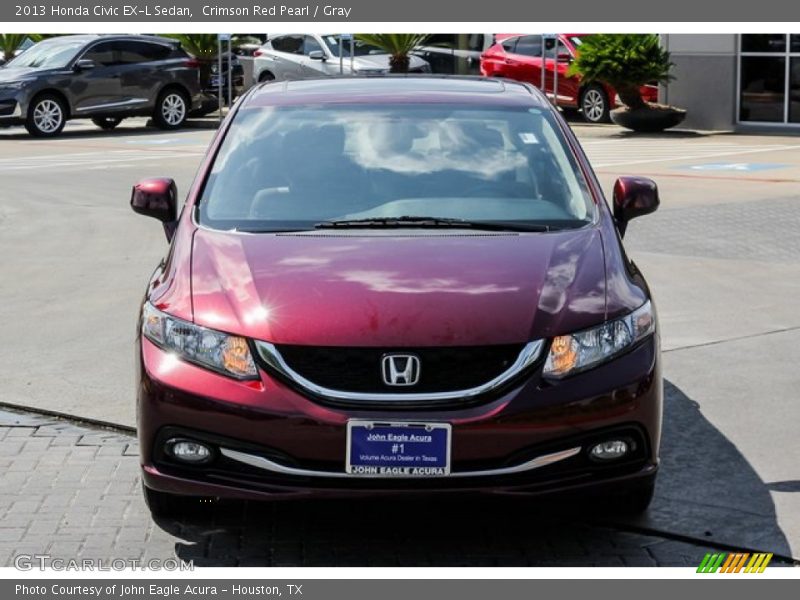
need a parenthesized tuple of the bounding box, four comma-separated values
(204, 52, 245, 104)
(0, 34, 205, 136)
(412, 33, 496, 75)
(480, 34, 659, 123)
(252, 34, 431, 83)
(131, 76, 662, 518)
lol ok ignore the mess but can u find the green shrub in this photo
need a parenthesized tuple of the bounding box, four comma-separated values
(568, 34, 673, 109)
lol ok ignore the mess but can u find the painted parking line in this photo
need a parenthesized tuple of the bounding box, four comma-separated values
(581, 140, 800, 168)
(0, 149, 205, 172)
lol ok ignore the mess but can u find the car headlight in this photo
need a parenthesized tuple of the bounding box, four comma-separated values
(543, 301, 655, 379)
(142, 303, 258, 380)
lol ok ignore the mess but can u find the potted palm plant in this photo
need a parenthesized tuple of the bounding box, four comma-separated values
(0, 34, 42, 64)
(568, 34, 685, 132)
(354, 33, 430, 73)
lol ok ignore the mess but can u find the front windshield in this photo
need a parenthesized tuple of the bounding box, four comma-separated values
(5, 39, 85, 69)
(321, 35, 384, 57)
(198, 104, 594, 232)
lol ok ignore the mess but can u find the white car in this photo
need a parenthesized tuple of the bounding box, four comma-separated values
(252, 34, 431, 83)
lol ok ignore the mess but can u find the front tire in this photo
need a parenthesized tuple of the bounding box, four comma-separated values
(597, 479, 656, 515)
(25, 94, 67, 137)
(153, 89, 188, 130)
(92, 116, 123, 130)
(580, 84, 611, 124)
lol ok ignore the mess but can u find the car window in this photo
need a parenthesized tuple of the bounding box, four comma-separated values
(303, 36, 323, 56)
(4, 39, 85, 69)
(514, 35, 543, 57)
(270, 35, 304, 55)
(198, 104, 594, 231)
(115, 41, 172, 64)
(501, 37, 517, 52)
(82, 41, 118, 67)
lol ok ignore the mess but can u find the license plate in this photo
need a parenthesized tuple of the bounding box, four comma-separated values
(346, 421, 451, 477)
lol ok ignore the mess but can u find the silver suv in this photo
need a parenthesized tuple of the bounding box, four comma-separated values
(252, 34, 431, 83)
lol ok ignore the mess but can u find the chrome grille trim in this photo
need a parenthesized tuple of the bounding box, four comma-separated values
(221, 445, 581, 479)
(253, 339, 545, 403)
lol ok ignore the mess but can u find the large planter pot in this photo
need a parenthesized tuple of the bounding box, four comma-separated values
(610, 105, 687, 132)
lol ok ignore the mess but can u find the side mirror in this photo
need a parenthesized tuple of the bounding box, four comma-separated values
(612, 176, 659, 237)
(308, 50, 326, 61)
(74, 59, 96, 71)
(131, 178, 178, 241)
(557, 52, 572, 62)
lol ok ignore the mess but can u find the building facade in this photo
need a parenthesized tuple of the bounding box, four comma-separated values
(661, 34, 800, 132)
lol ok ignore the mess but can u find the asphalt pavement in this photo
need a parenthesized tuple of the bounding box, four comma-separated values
(0, 116, 798, 565)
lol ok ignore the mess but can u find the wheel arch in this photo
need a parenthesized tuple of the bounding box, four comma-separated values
(28, 88, 72, 119)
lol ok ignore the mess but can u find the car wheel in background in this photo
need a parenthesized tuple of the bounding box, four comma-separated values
(258, 70, 275, 83)
(153, 89, 188, 130)
(580, 84, 611, 124)
(25, 94, 67, 137)
(91, 116, 124, 131)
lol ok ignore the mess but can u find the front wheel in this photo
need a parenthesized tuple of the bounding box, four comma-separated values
(596, 479, 656, 515)
(153, 89, 188, 130)
(92, 116, 123, 130)
(580, 84, 611, 124)
(25, 94, 67, 137)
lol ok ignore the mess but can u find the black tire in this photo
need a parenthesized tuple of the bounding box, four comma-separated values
(597, 479, 656, 515)
(91, 116, 123, 130)
(25, 93, 67, 137)
(258, 70, 275, 83)
(580, 84, 611, 124)
(152, 88, 189, 130)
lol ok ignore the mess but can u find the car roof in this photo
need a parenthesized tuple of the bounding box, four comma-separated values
(243, 76, 550, 109)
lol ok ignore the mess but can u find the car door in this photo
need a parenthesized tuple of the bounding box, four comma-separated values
(543, 36, 580, 107)
(67, 41, 125, 116)
(298, 35, 333, 77)
(112, 40, 173, 112)
(266, 35, 306, 80)
(509, 35, 544, 86)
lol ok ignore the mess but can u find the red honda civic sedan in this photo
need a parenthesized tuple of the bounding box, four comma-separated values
(480, 34, 659, 123)
(132, 76, 662, 518)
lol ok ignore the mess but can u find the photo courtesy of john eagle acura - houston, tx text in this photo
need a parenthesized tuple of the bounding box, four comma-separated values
(131, 76, 662, 518)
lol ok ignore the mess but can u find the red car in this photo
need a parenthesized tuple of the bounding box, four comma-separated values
(132, 76, 662, 518)
(481, 34, 659, 123)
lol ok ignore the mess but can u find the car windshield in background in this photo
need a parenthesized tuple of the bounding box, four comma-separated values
(198, 104, 595, 232)
(322, 36, 384, 57)
(5, 39, 85, 69)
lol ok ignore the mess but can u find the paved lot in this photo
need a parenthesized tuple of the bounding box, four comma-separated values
(2, 406, 788, 568)
(0, 116, 799, 564)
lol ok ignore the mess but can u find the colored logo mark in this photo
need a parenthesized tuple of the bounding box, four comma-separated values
(697, 552, 773, 573)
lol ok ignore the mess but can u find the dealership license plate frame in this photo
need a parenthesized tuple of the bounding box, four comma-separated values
(346, 421, 452, 477)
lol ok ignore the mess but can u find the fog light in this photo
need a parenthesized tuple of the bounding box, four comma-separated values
(167, 439, 212, 463)
(590, 440, 629, 461)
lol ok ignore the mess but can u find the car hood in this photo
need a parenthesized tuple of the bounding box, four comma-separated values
(0, 66, 46, 82)
(190, 228, 608, 347)
(352, 54, 428, 71)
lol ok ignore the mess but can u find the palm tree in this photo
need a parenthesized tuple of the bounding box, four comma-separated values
(354, 33, 429, 73)
(0, 34, 42, 62)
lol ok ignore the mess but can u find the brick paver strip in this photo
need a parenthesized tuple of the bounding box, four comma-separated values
(0, 406, 791, 568)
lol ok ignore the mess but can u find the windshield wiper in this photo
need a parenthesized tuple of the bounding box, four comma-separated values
(314, 216, 551, 232)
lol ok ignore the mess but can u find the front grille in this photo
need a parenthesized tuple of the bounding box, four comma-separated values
(274, 344, 525, 394)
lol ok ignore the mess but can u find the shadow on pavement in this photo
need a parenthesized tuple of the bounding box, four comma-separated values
(153, 379, 792, 566)
(608, 380, 792, 557)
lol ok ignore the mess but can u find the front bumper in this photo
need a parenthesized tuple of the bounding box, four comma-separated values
(0, 95, 23, 125)
(138, 335, 662, 500)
